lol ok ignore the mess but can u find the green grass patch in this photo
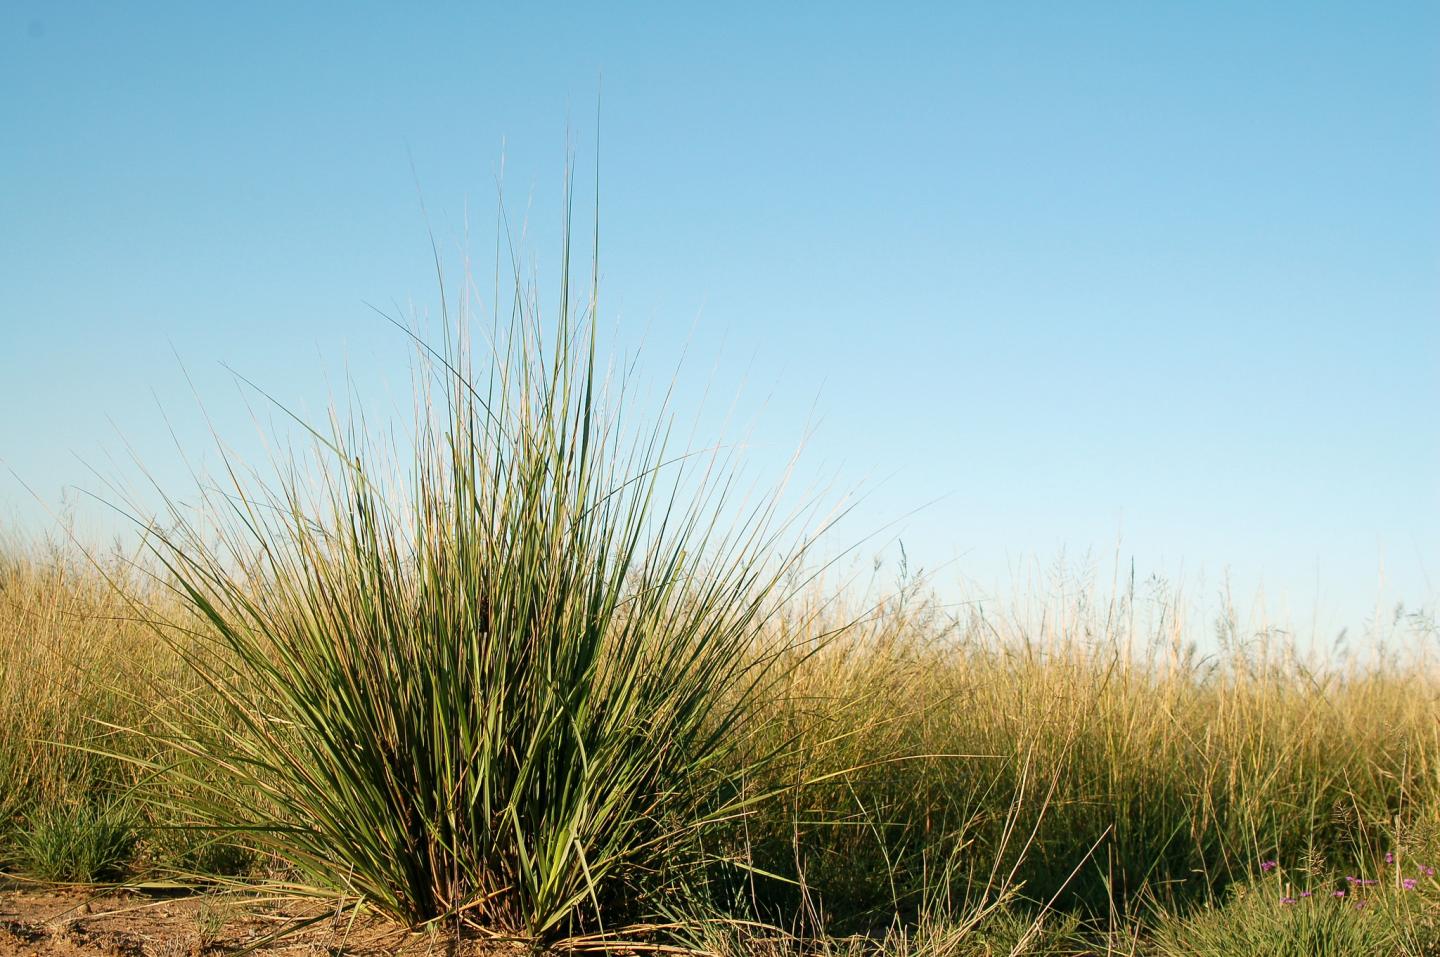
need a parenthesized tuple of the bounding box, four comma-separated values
(18, 798, 139, 883)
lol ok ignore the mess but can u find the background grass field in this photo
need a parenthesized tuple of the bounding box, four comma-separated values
(3, 532, 1439, 954)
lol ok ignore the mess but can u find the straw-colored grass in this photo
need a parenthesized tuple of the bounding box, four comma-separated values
(4, 534, 1438, 952)
(0, 542, 251, 881)
(733, 577, 1440, 944)
(0, 544, 160, 872)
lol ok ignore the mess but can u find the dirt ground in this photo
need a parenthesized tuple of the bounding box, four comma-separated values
(0, 883, 515, 957)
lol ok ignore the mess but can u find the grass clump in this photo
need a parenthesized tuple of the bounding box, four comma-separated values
(1149, 853, 1440, 956)
(131, 208, 821, 945)
(18, 798, 139, 883)
(1151, 877, 1440, 956)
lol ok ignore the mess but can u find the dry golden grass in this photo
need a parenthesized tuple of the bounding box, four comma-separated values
(3, 537, 1439, 953)
(734, 571, 1440, 938)
(0, 543, 165, 815)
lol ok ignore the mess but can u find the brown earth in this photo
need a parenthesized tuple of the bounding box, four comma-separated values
(0, 884, 517, 957)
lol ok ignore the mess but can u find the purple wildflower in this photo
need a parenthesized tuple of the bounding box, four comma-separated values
(1386, 852, 1395, 864)
(1280, 897, 1296, 905)
(1424, 865, 1436, 877)
(1260, 859, 1278, 872)
(1404, 878, 1418, 890)
(1300, 890, 1313, 898)
(1333, 890, 1346, 898)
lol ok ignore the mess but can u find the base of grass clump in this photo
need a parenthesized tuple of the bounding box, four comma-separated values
(138, 825, 259, 880)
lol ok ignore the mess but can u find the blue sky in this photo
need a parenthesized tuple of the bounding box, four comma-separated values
(3, 2, 1436, 642)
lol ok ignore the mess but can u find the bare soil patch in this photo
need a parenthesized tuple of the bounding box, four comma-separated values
(0, 884, 512, 957)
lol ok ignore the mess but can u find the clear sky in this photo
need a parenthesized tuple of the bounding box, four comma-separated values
(3, 2, 1437, 644)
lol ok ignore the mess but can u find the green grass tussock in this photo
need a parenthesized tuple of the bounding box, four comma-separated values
(124, 217, 825, 943)
(17, 797, 139, 884)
